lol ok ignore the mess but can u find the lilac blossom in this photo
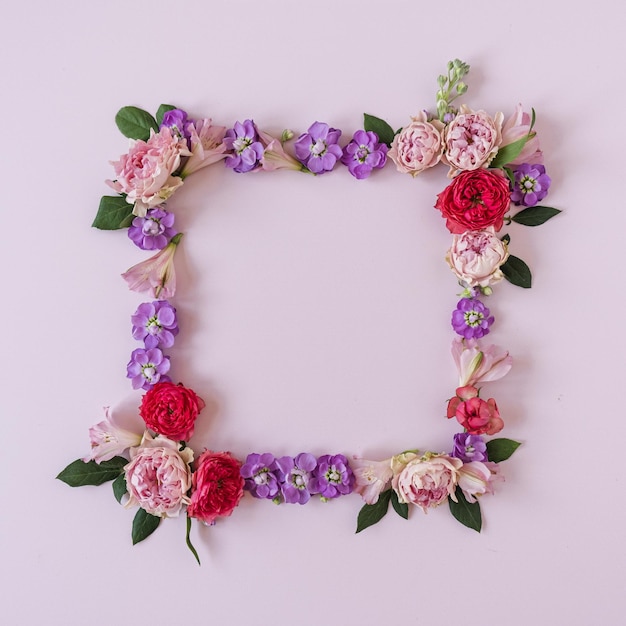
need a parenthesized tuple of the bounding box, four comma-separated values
(276, 453, 317, 504)
(240, 453, 284, 499)
(451, 433, 488, 463)
(309, 454, 355, 499)
(511, 163, 551, 207)
(223, 120, 264, 173)
(341, 130, 388, 179)
(294, 122, 343, 174)
(451, 297, 494, 339)
(160, 108, 191, 142)
(126, 347, 171, 390)
(128, 207, 177, 251)
(131, 300, 179, 349)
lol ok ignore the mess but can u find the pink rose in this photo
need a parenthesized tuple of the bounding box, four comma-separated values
(447, 386, 504, 436)
(124, 432, 193, 518)
(443, 105, 503, 174)
(500, 103, 542, 166)
(451, 338, 513, 387)
(446, 227, 509, 287)
(393, 454, 462, 513)
(388, 111, 444, 176)
(351, 456, 394, 505)
(457, 461, 502, 503)
(107, 127, 191, 216)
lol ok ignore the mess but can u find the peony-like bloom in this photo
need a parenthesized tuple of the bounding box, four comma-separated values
(180, 118, 228, 176)
(107, 127, 191, 216)
(126, 347, 171, 390)
(443, 105, 503, 174)
(450, 433, 487, 463)
(457, 461, 502, 503)
(139, 381, 205, 442)
(451, 297, 494, 339)
(187, 450, 244, 525)
(124, 432, 193, 518)
(500, 104, 542, 166)
(351, 456, 394, 505)
(240, 453, 284, 500)
(294, 122, 343, 174)
(223, 119, 264, 173)
(387, 111, 444, 176)
(83, 406, 143, 464)
(128, 207, 177, 251)
(122, 233, 181, 299)
(309, 454, 355, 499)
(511, 163, 551, 207)
(257, 129, 306, 172)
(435, 169, 511, 234)
(451, 337, 513, 387)
(447, 385, 504, 436)
(131, 300, 178, 349)
(393, 453, 463, 513)
(276, 453, 318, 504)
(446, 227, 509, 288)
(341, 130, 388, 179)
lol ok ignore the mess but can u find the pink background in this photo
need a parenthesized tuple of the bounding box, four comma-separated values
(2, 1, 624, 624)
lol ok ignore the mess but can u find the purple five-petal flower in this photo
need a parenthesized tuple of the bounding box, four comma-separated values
(294, 122, 343, 174)
(275, 453, 317, 504)
(451, 297, 494, 339)
(224, 120, 264, 173)
(309, 454, 355, 499)
(131, 300, 179, 349)
(241, 453, 284, 499)
(340, 130, 388, 179)
(128, 207, 177, 251)
(126, 347, 171, 390)
(451, 433, 488, 463)
(160, 108, 191, 142)
(510, 163, 551, 207)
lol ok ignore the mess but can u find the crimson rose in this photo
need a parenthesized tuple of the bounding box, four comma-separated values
(187, 451, 244, 524)
(139, 381, 205, 441)
(435, 169, 510, 234)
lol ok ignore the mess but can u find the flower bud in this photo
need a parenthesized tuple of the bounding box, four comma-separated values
(281, 129, 294, 142)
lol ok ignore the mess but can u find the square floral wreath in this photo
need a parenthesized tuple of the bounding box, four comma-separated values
(58, 60, 561, 564)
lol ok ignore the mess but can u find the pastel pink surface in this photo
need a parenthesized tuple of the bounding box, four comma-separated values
(1, 2, 625, 625)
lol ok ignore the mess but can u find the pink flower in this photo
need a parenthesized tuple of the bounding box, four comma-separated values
(443, 105, 503, 175)
(121, 233, 181, 299)
(257, 128, 306, 172)
(457, 461, 502, 503)
(351, 456, 394, 504)
(107, 127, 190, 216)
(180, 118, 228, 177)
(124, 432, 193, 518)
(451, 338, 513, 387)
(388, 111, 444, 176)
(393, 453, 462, 513)
(500, 103, 542, 165)
(446, 227, 509, 288)
(447, 386, 504, 436)
(83, 406, 142, 464)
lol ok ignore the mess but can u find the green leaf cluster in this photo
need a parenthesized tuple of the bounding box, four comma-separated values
(363, 114, 396, 147)
(356, 489, 408, 533)
(56, 457, 126, 487)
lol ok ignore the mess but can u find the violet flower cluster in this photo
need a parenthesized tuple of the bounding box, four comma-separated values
(128, 207, 177, 251)
(294, 122, 343, 174)
(223, 119, 264, 173)
(241, 452, 354, 504)
(341, 130, 388, 179)
(511, 163, 551, 207)
(451, 297, 494, 339)
(127, 300, 179, 390)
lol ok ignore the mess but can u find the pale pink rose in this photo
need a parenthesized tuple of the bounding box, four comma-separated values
(446, 227, 509, 288)
(500, 103, 542, 165)
(257, 129, 305, 172)
(121, 234, 181, 299)
(393, 453, 462, 513)
(180, 118, 228, 177)
(443, 105, 503, 175)
(388, 111, 444, 176)
(107, 127, 191, 216)
(352, 456, 394, 504)
(457, 461, 502, 503)
(124, 432, 193, 518)
(83, 406, 142, 464)
(451, 338, 513, 387)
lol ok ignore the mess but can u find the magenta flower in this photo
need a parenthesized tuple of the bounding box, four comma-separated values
(309, 454, 354, 499)
(131, 300, 178, 349)
(511, 163, 551, 207)
(451, 297, 494, 339)
(341, 130, 388, 179)
(128, 207, 177, 251)
(126, 347, 171, 390)
(294, 122, 342, 174)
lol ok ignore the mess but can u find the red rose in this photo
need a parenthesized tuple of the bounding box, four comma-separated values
(435, 169, 510, 234)
(187, 451, 244, 524)
(447, 385, 503, 435)
(139, 381, 205, 441)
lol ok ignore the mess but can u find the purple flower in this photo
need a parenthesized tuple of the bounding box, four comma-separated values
(160, 108, 191, 141)
(294, 122, 343, 174)
(223, 120, 264, 173)
(340, 130, 388, 179)
(309, 454, 355, 499)
(451, 297, 494, 339)
(451, 433, 488, 463)
(510, 163, 551, 207)
(131, 300, 179, 349)
(128, 207, 177, 251)
(276, 453, 317, 504)
(126, 347, 171, 390)
(241, 453, 284, 499)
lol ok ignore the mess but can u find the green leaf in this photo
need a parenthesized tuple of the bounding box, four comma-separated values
(363, 113, 396, 147)
(490, 133, 532, 169)
(356, 489, 392, 533)
(156, 104, 177, 126)
(186, 516, 201, 566)
(501, 255, 532, 288)
(132, 508, 161, 545)
(390, 490, 409, 520)
(501, 233, 511, 245)
(511, 206, 562, 227)
(56, 457, 126, 487)
(530, 107, 536, 132)
(112, 474, 127, 504)
(115, 106, 158, 141)
(448, 487, 482, 532)
(92, 196, 134, 230)
(502, 166, 515, 187)
(486, 438, 521, 463)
